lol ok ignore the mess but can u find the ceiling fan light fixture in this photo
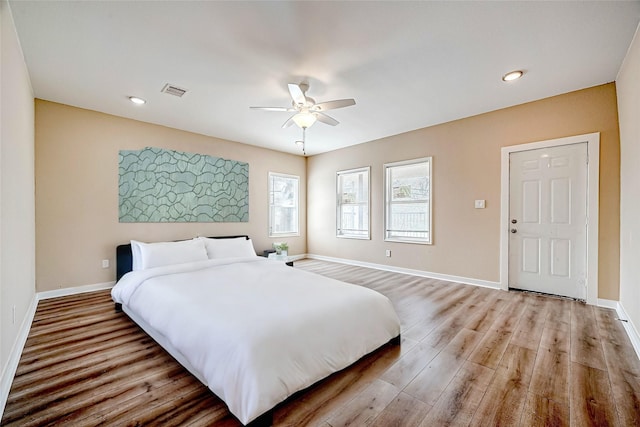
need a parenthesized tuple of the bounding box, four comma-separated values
(251, 82, 354, 132)
(502, 70, 524, 82)
(292, 112, 317, 129)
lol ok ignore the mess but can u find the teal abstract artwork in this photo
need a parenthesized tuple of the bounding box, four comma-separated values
(119, 147, 249, 222)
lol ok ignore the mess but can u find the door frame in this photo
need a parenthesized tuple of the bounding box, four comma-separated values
(499, 133, 600, 305)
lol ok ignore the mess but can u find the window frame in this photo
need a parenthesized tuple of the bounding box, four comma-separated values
(384, 157, 433, 244)
(268, 172, 300, 238)
(336, 166, 371, 240)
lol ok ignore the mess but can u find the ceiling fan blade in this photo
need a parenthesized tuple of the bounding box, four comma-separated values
(282, 115, 296, 128)
(312, 98, 356, 112)
(288, 83, 306, 107)
(250, 106, 295, 112)
(315, 112, 339, 126)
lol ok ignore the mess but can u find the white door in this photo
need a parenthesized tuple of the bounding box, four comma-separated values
(508, 143, 588, 299)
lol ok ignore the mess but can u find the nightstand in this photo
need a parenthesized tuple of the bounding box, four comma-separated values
(267, 252, 294, 267)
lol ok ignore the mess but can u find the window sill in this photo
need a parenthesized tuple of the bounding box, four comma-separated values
(269, 232, 300, 238)
(384, 237, 431, 245)
(336, 235, 371, 240)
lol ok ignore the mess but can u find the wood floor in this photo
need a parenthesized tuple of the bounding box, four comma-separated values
(3, 259, 640, 426)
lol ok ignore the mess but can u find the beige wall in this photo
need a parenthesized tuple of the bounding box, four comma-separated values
(35, 100, 306, 291)
(617, 25, 640, 337)
(34, 84, 623, 298)
(308, 83, 620, 300)
(1, 0, 36, 387)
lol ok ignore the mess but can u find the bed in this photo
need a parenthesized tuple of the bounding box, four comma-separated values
(111, 236, 401, 426)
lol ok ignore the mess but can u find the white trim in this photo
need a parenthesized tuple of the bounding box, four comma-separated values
(383, 157, 433, 245)
(500, 133, 600, 305)
(0, 295, 38, 418)
(597, 298, 619, 310)
(268, 171, 300, 238)
(336, 166, 371, 240)
(306, 254, 501, 290)
(38, 281, 115, 300)
(616, 301, 640, 362)
(0, 281, 115, 419)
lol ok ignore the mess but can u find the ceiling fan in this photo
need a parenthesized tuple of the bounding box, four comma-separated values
(250, 83, 356, 129)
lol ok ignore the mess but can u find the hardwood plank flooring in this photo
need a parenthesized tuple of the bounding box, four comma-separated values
(520, 393, 570, 427)
(571, 302, 607, 371)
(569, 362, 619, 426)
(3, 258, 640, 426)
(469, 344, 535, 426)
(418, 361, 494, 426)
(594, 308, 640, 426)
(370, 392, 431, 427)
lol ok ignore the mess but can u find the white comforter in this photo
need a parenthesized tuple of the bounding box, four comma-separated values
(111, 257, 400, 425)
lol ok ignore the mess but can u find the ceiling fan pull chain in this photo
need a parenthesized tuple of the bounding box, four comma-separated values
(302, 127, 306, 156)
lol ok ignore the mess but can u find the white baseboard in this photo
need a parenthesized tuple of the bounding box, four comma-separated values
(0, 294, 38, 418)
(38, 281, 115, 300)
(616, 301, 640, 362)
(1, 280, 115, 419)
(597, 298, 619, 309)
(305, 254, 502, 290)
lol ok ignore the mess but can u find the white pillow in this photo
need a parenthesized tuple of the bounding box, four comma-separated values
(131, 240, 143, 271)
(130, 238, 208, 270)
(200, 237, 257, 259)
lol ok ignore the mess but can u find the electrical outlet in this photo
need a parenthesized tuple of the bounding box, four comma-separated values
(474, 199, 486, 209)
(102, 259, 110, 269)
(385, 249, 392, 257)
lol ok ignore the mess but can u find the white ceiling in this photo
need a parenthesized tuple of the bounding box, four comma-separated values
(9, 1, 640, 156)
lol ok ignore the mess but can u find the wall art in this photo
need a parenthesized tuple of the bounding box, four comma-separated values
(119, 147, 249, 222)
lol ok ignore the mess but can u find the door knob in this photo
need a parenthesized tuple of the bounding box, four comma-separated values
(511, 219, 518, 224)
(510, 228, 517, 234)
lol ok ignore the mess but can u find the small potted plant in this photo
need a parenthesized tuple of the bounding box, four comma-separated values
(273, 242, 288, 256)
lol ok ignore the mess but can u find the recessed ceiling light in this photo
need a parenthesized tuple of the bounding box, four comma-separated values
(502, 70, 524, 82)
(128, 96, 146, 105)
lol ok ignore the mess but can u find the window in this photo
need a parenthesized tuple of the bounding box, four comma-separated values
(337, 167, 370, 239)
(268, 172, 299, 237)
(384, 157, 432, 244)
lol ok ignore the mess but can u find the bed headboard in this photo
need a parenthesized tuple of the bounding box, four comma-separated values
(116, 235, 250, 282)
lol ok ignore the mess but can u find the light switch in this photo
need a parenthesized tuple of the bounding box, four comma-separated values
(474, 200, 486, 209)
(102, 259, 110, 268)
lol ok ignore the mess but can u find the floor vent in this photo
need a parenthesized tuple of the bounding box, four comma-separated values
(161, 84, 188, 97)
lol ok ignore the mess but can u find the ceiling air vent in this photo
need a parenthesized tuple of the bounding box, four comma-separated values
(161, 83, 188, 98)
